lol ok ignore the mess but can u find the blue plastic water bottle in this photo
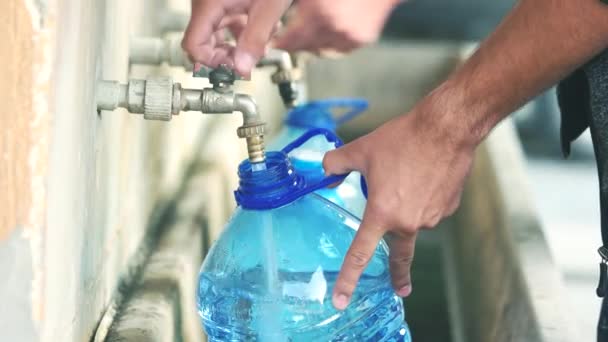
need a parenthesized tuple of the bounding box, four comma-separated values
(197, 129, 412, 341)
(268, 99, 369, 218)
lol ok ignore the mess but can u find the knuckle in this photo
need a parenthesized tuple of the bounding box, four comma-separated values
(422, 209, 442, 229)
(348, 249, 370, 269)
(389, 254, 414, 267)
(366, 200, 391, 223)
(400, 221, 420, 234)
(181, 37, 195, 52)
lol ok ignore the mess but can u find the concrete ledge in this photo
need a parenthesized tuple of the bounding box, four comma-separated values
(106, 292, 177, 342)
(443, 119, 577, 342)
(100, 170, 212, 342)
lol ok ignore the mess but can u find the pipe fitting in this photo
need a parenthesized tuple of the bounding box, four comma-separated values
(96, 77, 179, 121)
(96, 74, 266, 162)
(158, 10, 189, 34)
(128, 37, 300, 108)
(198, 84, 266, 163)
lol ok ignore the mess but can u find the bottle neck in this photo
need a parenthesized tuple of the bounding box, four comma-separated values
(235, 152, 307, 210)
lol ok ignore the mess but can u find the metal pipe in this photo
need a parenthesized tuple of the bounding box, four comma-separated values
(159, 10, 189, 34)
(129, 36, 300, 108)
(181, 89, 202, 112)
(256, 48, 301, 108)
(129, 36, 193, 69)
(96, 81, 128, 110)
(96, 76, 266, 162)
(257, 48, 294, 71)
(234, 94, 259, 125)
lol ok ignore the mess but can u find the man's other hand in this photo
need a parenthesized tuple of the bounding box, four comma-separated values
(182, 0, 290, 77)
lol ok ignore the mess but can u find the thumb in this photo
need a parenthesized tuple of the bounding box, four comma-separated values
(235, 0, 291, 76)
(323, 142, 364, 176)
(273, 13, 317, 52)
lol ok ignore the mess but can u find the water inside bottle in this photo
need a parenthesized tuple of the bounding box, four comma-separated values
(198, 268, 410, 341)
(252, 162, 267, 172)
(259, 212, 287, 341)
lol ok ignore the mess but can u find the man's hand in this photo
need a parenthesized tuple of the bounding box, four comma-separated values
(181, 0, 290, 77)
(323, 89, 475, 310)
(323, 0, 608, 311)
(274, 0, 400, 53)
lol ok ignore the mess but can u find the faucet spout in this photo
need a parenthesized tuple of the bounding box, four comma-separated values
(96, 71, 267, 164)
(204, 65, 267, 163)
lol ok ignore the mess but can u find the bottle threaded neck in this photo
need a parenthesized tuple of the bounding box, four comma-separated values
(235, 152, 306, 209)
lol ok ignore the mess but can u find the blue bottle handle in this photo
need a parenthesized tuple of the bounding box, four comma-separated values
(312, 98, 369, 127)
(282, 128, 369, 200)
(360, 176, 368, 199)
(281, 128, 348, 194)
(281, 127, 344, 153)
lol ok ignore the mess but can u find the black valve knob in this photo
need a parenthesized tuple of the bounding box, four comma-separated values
(278, 82, 298, 108)
(208, 65, 236, 88)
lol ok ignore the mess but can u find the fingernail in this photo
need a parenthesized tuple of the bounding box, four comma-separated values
(234, 50, 255, 78)
(333, 293, 349, 311)
(397, 285, 412, 297)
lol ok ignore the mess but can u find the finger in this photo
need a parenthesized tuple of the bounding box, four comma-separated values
(273, 15, 320, 52)
(219, 14, 248, 41)
(182, 1, 226, 65)
(208, 43, 236, 68)
(323, 141, 364, 176)
(235, 0, 291, 76)
(333, 211, 385, 310)
(319, 37, 360, 55)
(326, 180, 345, 189)
(387, 232, 417, 297)
(190, 34, 225, 67)
(213, 30, 227, 45)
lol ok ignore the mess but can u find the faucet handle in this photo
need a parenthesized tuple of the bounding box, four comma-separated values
(208, 64, 236, 87)
(192, 65, 210, 78)
(193, 64, 242, 88)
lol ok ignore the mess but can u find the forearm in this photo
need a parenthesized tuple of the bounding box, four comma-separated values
(429, 0, 608, 147)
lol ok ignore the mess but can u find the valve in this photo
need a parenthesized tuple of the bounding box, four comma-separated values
(257, 48, 302, 108)
(129, 36, 301, 108)
(96, 66, 266, 163)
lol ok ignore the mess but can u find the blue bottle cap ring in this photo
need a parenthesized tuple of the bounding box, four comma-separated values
(235, 129, 348, 210)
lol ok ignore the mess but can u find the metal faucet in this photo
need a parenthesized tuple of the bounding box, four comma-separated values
(256, 48, 301, 109)
(129, 36, 301, 108)
(96, 66, 266, 164)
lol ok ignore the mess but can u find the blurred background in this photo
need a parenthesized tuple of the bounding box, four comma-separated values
(0, 0, 598, 341)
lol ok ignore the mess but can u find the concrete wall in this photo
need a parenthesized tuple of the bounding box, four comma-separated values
(306, 42, 463, 140)
(443, 120, 577, 342)
(0, 1, 284, 341)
